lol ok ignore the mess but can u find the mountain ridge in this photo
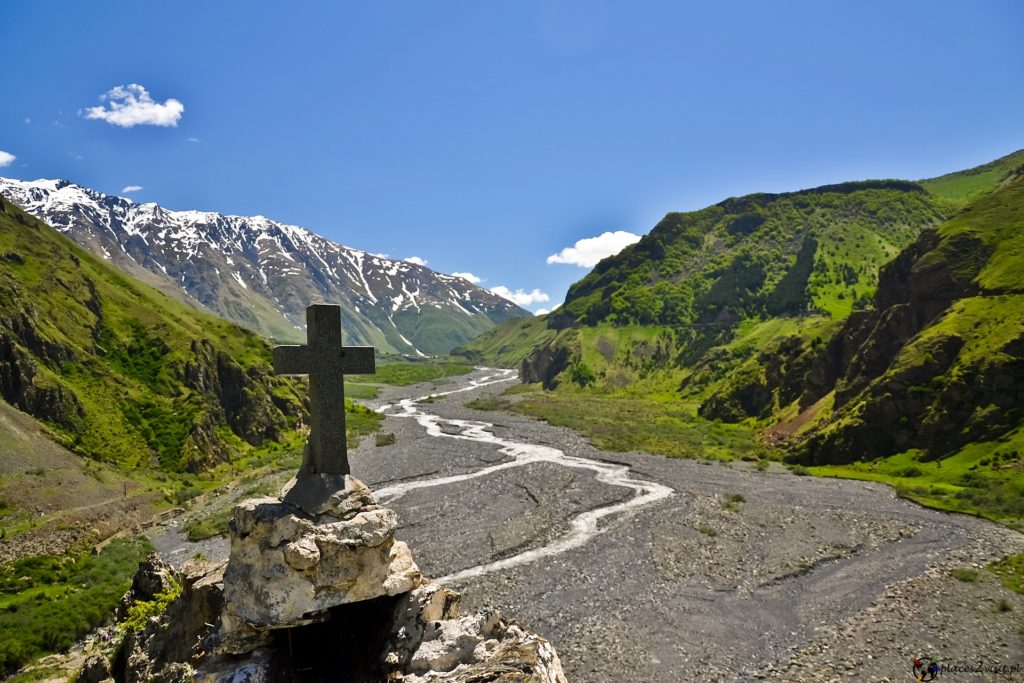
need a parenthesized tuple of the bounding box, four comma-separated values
(0, 177, 527, 355)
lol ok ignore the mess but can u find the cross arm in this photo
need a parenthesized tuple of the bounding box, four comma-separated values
(273, 345, 315, 376)
(340, 347, 375, 374)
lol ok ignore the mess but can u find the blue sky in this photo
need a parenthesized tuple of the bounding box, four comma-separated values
(2, 1, 1022, 313)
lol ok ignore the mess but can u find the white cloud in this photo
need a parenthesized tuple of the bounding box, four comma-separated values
(534, 303, 562, 316)
(0, 151, 15, 167)
(82, 84, 184, 128)
(546, 230, 642, 268)
(24, 118, 30, 125)
(187, 137, 199, 143)
(405, 256, 428, 266)
(451, 271, 482, 284)
(121, 185, 144, 193)
(490, 285, 550, 307)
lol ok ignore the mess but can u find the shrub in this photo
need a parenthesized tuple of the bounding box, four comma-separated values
(952, 567, 978, 583)
(0, 539, 150, 674)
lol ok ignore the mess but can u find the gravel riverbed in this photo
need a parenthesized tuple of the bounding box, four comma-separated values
(148, 369, 1024, 682)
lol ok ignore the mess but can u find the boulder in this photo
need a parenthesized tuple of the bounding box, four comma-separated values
(219, 476, 423, 652)
(383, 583, 567, 682)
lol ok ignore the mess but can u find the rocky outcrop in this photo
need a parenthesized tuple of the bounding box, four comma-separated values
(219, 477, 421, 653)
(699, 336, 810, 421)
(786, 199, 1024, 463)
(520, 336, 575, 389)
(98, 481, 567, 683)
(184, 338, 290, 447)
(382, 583, 567, 682)
(114, 556, 225, 683)
(0, 333, 84, 430)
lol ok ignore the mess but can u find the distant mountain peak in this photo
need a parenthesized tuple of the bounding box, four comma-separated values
(0, 177, 527, 354)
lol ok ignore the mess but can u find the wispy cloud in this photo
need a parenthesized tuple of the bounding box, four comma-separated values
(121, 185, 144, 193)
(82, 84, 184, 128)
(405, 256, 428, 266)
(452, 271, 482, 284)
(547, 230, 642, 268)
(490, 285, 550, 307)
(187, 137, 200, 143)
(24, 118, 30, 125)
(0, 151, 15, 167)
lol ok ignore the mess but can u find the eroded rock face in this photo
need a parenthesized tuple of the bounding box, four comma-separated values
(117, 556, 225, 683)
(219, 476, 423, 653)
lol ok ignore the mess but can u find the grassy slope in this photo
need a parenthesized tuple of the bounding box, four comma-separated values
(0, 538, 151, 673)
(919, 148, 1024, 208)
(452, 315, 555, 368)
(0, 198, 288, 468)
(560, 181, 943, 327)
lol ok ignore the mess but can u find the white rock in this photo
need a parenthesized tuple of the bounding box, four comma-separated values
(220, 478, 422, 652)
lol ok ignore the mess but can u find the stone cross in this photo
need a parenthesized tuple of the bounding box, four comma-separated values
(273, 304, 375, 478)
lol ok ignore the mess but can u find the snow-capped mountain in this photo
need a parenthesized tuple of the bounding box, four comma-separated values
(0, 178, 527, 354)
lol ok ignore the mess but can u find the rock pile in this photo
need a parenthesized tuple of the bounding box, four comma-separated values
(94, 476, 567, 682)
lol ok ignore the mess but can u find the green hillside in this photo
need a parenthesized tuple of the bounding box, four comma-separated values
(452, 315, 554, 368)
(0, 194, 381, 482)
(557, 180, 944, 327)
(466, 151, 1024, 526)
(919, 148, 1024, 208)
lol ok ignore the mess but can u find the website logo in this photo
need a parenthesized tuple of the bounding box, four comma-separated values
(912, 656, 942, 681)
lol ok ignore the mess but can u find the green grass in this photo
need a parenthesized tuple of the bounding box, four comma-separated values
(0, 538, 152, 674)
(804, 426, 1024, 528)
(723, 493, 746, 512)
(343, 382, 380, 400)
(559, 181, 943, 328)
(934, 170, 1024, 291)
(350, 361, 474, 387)
(919, 148, 1024, 207)
(952, 567, 979, 583)
(452, 315, 556, 368)
(470, 385, 764, 461)
(121, 571, 182, 633)
(183, 507, 234, 541)
(988, 553, 1024, 595)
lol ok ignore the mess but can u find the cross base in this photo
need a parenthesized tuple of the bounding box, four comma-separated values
(282, 470, 376, 517)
